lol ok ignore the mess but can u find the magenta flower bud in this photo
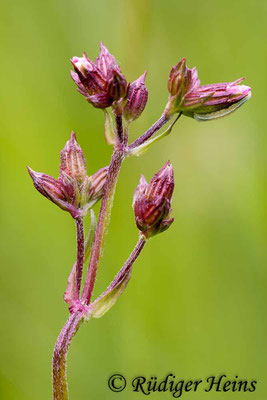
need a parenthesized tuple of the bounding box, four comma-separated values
(71, 42, 127, 109)
(86, 93, 112, 109)
(168, 58, 187, 97)
(28, 133, 109, 218)
(165, 58, 251, 120)
(182, 78, 252, 120)
(87, 166, 109, 207)
(107, 68, 127, 102)
(60, 131, 86, 184)
(124, 71, 148, 122)
(133, 161, 175, 238)
(95, 42, 118, 78)
(27, 168, 80, 218)
(71, 55, 106, 94)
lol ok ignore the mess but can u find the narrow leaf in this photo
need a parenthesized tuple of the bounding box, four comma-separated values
(84, 209, 97, 263)
(64, 263, 79, 307)
(128, 115, 179, 157)
(85, 268, 132, 320)
(193, 93, 251, 121)
(104, 109, 116, 145)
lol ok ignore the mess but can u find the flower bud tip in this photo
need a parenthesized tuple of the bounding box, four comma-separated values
(124, 71, 148, 122)
(166, 58, 252, 119)
(133, 162, 175, 238)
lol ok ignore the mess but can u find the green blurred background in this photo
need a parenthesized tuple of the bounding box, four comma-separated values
(1, 0, 266, 399)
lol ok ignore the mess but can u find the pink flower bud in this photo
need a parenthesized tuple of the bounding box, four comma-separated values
(27, 167, 80, 218)
(182, 78, 251, 120)
(133, 162, 175, 238)
(71, 55, 106, 95)
(28, 133, 109, 218)
(168, 58, 187, 97)
(107, 68, 127, 102)
(60, 131, 87, 184)
(87, 166, 109, 208)
(96, 42, 118, 78)
(165, 58, 251, 120)
(86, 93, 112, 109)
(124, 72, 148, 122)
(71, 43, 127, 109)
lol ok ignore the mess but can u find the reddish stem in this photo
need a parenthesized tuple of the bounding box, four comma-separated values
(75, 217, 84, 294)
(128, 114, 170, 149)
(115, 114, 124, 143)
(53, 312, 84, 400)
(109, 235, 146, 290)
(82, 147, 124, 305)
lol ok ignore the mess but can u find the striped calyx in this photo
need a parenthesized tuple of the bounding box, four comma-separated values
(133, 161, 175, 238)
(28, 132, 108, 218)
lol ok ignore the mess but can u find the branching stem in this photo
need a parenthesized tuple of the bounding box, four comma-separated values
(52, 110, 179, 399)
(129, 114, 170, 149)
(109, 235, 146, 290)
(82, 116, 125, 305)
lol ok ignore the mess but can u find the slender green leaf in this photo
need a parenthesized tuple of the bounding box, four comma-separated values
(104, 109, 116, 145)
(84, 209, 97, 263)
(128, 115, 179, 157)
(85, 269, 132, 320)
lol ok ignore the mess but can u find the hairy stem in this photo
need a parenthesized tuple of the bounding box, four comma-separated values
(82, 147, 124, 304)
(123, 123, 129, 147)
(75, 217, 84, 294)
(53, 237, 146, 399)
(129, 114, 170, 149)
(115, 114, 124, 143)
(109, 235, 146, 290)
(53, 312, 84, 400)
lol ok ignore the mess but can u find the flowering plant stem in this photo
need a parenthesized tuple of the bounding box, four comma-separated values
(53, 116, 125, 399)
(129, 113, 170, 149)
(52, 236, 146, 400)
(53, 312, 84, 400)
(75, 217, 84, 293)
(52, 110, 179, 399)
(28, 43, 251, 400)
(82, 145, 124, 304)
(106, 235, 146, 291)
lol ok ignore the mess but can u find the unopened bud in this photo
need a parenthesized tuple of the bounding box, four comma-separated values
(86, 93, 112, 109)
(124, 72, 148, 122)
(87, 166, 109, 207)
(107, 68, 127, 102)
(71, 55, 106, 96)
(168, 58, 188, 97)
(71, 42, 127, 109)
(133, 162, 175, 238)
(28, 133, 109, 218)
(27, 167, 80, 218)
(60, 131, 87, 184)
(182, 78, 252, 120)
(165, 58, 251, 120)
(96, 42, 117, 78)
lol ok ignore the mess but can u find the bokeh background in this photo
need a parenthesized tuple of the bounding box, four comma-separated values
(1, 0, 266, 399)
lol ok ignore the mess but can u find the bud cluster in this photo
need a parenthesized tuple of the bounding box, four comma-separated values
(71, 42, 127, 109)
(28, 132, 108, 219)
(133, 162, 175, 238)
(166, 58, 251, 120)
(71, 42, 149, 124)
